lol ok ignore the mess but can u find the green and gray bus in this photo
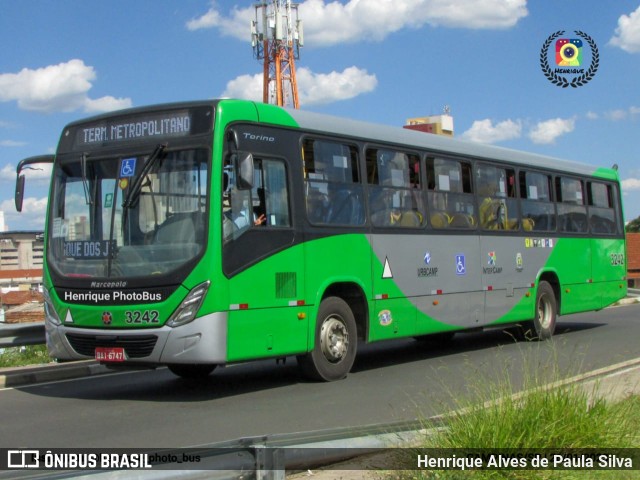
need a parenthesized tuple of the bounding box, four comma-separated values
(15, 99, 627, 381)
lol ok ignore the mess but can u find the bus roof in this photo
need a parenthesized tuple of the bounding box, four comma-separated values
(59, 99, 615, 180)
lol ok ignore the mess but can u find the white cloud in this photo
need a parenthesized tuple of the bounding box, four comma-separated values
(586, 107, 640, 122)
(1, 197, 47, 230)
(222, 66, 377, 106)
(528, 117, 575, 144)
(0, 163, 53, 183)
(0, 59, 132, 114)
(622, 178, 640, 191)
(610, 5, 640, 53)
(297, 66, 377, 105)
(221, 73, 264, 103)
(460, 118, 522, 144)
(0, 140, 26, 147)
(188, 0, 528, 45)
(186, 6, 223, 30)
(604, 109, 628, 121)
(84, 96, 133, 113)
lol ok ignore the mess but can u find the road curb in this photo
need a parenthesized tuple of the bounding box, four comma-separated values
(0, 360, 109, 388)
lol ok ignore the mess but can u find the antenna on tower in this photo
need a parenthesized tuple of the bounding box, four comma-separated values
(251, 1, 303, 109)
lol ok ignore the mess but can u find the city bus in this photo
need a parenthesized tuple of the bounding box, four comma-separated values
(15, 99, 627, 381)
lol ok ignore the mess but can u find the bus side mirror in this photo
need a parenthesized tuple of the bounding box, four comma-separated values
(15, 154, 55, 212)
(15, 174, 26, 212)
(236, 152, 254, 190)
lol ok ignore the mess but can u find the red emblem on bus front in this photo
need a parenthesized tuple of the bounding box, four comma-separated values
(102, 311, 113, 325)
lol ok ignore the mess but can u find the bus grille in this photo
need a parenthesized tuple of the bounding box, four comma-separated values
(66, 333, 158, 358)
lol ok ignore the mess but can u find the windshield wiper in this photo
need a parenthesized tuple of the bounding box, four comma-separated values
(80, 152, 93, 205)
(122, 143, 167, 209)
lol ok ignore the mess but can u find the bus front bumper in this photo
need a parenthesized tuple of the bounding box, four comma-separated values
(45, 312, 228, 366)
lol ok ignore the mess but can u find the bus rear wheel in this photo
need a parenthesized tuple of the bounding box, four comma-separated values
(533, 281, 557, 340)
(298, 296, 357, 382)
(167, 364, 216, 379)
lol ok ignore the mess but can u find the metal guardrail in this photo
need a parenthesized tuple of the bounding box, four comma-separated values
(0, 321, 45, 349)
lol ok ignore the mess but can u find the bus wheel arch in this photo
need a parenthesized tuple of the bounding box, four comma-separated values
(298, 295, 358, 381)
(321, 281, 368, 342)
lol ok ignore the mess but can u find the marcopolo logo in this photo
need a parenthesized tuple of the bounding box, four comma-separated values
(540, 30, 599, 88)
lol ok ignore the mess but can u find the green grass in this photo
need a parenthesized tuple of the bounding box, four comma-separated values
(390, 348, 640, 479)
(0, 345, 51, 368)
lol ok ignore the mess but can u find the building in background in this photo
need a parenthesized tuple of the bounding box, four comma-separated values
(627, 233, 640, 288)
(404, 108, 454, 136)
(0, 231, 44, 271)
(0, 231, 44, 323)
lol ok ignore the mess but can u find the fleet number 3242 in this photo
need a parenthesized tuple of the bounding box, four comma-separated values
(124, 310, 159, 324)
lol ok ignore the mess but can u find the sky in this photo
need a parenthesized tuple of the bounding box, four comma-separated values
(1, 0, 640, 230)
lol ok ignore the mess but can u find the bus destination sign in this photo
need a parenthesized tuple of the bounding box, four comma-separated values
(75, 111, 192, 147)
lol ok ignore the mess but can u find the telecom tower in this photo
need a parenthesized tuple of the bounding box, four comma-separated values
(251, 1, 303, 108)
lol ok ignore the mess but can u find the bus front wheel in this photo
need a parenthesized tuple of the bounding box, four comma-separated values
(298, 296, 357, 382)
(533, 281, 557, 340)
(167, 364, 216, 379)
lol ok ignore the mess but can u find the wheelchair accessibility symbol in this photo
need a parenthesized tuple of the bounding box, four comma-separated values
(120, 158, 136, 178)
(455, 254, 466, 276)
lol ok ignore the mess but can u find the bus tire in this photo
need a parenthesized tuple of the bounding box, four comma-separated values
(167, 364, 216, 379)
(298, 296, 357, 382)
(533, 281, 557, 340)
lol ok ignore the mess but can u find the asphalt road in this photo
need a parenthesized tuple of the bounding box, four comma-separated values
(2, 303, 639, 449)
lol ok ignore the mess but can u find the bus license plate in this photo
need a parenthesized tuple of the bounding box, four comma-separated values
(95, 347, 126, 362)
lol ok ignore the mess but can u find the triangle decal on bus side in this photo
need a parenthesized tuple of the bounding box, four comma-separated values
(382, 257, 393, 279)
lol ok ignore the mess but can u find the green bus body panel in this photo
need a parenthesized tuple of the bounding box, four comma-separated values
(253, 102, 300, 128)
(592, 167, 621, 182)
(224, 233, 626, 363)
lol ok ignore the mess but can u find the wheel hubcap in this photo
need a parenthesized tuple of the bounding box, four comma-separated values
(320, 317, 349, 363)
(538, 295, 552, 329)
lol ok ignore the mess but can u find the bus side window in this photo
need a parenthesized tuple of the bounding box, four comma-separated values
(303, 138, 364, 226)
(426, 157, 476, 229)
(476, 163, 518, 231)
(588, 181, 617, 234)
(556, 177, 587, 233)
(254, 158, 291, 228)
(366, 148, 424, 228)
(519, 171, 556, 232)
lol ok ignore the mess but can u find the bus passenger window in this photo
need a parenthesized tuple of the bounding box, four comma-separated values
(476, 164, 518, 231)
(519, 171, 555, 232)
(426, 157, 476, 229)
(556, 177, 587, 233)
(303, 138, 364, 226)
(588, 181, 618, 234)
(366, 148, 424, 228)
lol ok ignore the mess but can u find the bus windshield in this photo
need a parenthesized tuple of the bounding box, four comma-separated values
(48, 147, 208, 280)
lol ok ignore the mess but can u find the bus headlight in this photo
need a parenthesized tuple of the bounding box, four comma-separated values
(42, 288, 62, 326)
(166, 281, 210, 328)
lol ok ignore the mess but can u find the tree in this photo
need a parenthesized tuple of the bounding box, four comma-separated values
(626, 215, 640, 233)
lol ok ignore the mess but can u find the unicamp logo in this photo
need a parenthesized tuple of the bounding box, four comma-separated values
(540, 30, 599, 88)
